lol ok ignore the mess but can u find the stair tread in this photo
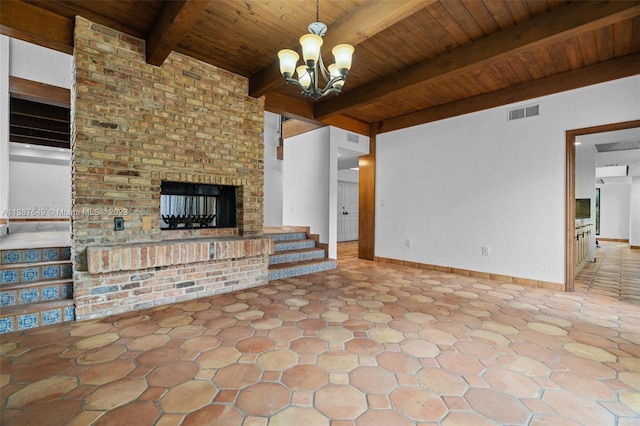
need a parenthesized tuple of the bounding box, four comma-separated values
(0, 259, 72, 270)
(1, 278, 73, 291)
(272, 247, 325, 255)
(0, 299, 74, 316)
(269, 258, 336, 270)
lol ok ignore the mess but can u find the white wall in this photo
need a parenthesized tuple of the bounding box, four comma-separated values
(630, 177, 640, 247)
(0, 36, 10, 235)
(596, 183, 631, 240)
(263, 111, 283, 226)
(9, 153, 71, 217)
(376, 75, 640, 285)
(1, 38, 73, 223)
(283, 127, 332, 252)
(9, 38, 72, 88)
(338, 169, 359, 183)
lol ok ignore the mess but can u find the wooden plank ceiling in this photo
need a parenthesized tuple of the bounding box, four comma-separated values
(2, 0, 639, 138)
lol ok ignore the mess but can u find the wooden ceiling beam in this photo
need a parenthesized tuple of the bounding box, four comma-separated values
(264, 92, 370, 136)
(146, 0, 208, 66)
(0, 0, 73, 54)
(264, 92, 317, 124)
(315, 0, 640, 120)
(378, 53, 640, 134)
(248, 0, 431, 98)
(9, 76, 70, 108)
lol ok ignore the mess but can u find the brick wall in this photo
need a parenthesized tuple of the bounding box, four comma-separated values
(72, 17, 269, 320)
(72, 16, 265, 271)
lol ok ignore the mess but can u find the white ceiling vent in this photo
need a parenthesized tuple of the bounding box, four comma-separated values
(594, 139, 640, 153)
(346, 133, 360, 143)
(508, 103, 540, 121)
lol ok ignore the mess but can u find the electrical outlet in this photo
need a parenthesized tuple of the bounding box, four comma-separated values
(405, 239, 411, 247)
(482, 246, 489, 256)
(114, 217, 124, 231)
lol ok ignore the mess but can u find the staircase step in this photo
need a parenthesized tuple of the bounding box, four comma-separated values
(266, 232, 308, 242)
(268, 259, 337, 280)
(1, 279, 73, 306)
(0, 260, 73, 284)
(273, 239, 316, 252)
(269, 248, 326, 265)
(0, 246, 71, 265)
(0, 299, 75, 334)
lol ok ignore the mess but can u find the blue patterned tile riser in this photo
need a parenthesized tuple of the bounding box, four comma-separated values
(274, 240, 316, 252)
(23, 250, 41, 263)
(42, 265, 60, 280)
(2, 251, 21, 264)
(42, 286, 59, 301)
(0, 317, 14, 333)
(42, 309, 61, 326)
(18, 313, 39, 331)
(42, 248, 60, 261)
(64, 306, 75, 321)
(21, 268, 40, 282)
(0, 306, 75, 333)
(1, 270, 19, 284)
(62, 283, 73, 298)
(269, 249, 326, 266)
(266, 232, 308, 242)
(1, 291, 16, 306)
(268, 260, 337, 280)
(0, 247, 71, 265)
(19, 289, 38, 304)
(0, 281, 72, 306)
(61, 264, 73, 278)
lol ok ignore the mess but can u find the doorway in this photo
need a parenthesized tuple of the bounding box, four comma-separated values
(565, 119, 640, 291)
(337, 181, 359, 242)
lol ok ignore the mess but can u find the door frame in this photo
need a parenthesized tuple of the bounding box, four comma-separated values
(565, 119, 640, 291)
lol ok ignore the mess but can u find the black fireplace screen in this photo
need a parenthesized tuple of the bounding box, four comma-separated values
(160, 182, 236, 229)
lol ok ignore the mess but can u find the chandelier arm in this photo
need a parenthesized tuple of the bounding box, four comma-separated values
(316, 53, 331, 86)
(319, 76, 345, 94)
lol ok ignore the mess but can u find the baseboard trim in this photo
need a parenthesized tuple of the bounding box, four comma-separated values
(597, 238, 629, 243)
(374, 256, 565, 291)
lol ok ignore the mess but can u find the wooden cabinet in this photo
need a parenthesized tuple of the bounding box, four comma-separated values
(575, 221, 592, 273)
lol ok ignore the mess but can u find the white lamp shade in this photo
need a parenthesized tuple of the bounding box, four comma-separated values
(332, 44, 354, 72)
(296, 65, 312, 88)
(328, 64, 344, 87)
(278, 49, 299, 76)
(300, 34, 323, 65)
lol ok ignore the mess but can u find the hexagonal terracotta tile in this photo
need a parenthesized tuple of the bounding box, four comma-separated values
(197, 347, 241, 368)
(236, 336, 274, 353)
(236, 382, 290, 416)
(256, 349, 298, 371)
(282, 365, 328, 391)
(389, 387, 447, 421)
(315, 385, 367, 419)
(159, 380, 217, 413)
(213, 364, 261, 389)
(349, 366, 397, 394)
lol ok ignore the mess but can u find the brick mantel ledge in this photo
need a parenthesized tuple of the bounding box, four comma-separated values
(86, 236, 274, 274)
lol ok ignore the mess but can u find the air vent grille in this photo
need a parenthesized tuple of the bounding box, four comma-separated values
(346, 133, 359, 143)
(508, 103, 540, 121)
(594, 139, 640, 153)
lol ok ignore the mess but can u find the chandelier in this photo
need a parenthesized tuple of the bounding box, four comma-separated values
(277, 0, 354, 100)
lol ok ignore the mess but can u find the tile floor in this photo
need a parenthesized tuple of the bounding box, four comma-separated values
(0, 240, 639, 425)
(0, 221, 71, 250)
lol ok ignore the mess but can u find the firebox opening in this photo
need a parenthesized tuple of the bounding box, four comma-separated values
(160, 181, 237, 230)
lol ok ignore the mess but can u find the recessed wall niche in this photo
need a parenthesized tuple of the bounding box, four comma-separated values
(160, 181, 237, 230)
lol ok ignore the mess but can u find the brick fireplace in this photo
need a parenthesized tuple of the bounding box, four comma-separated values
(71, 17, 271, 320)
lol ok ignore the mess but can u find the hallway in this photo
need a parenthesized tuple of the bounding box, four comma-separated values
(0, 239, 639, 424)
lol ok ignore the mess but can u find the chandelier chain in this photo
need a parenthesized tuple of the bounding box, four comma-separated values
(316, 0, 320, 23)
